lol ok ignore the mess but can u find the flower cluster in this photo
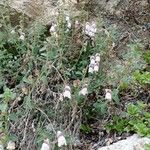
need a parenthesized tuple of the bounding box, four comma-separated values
(85, 21, 97, 38)
(88, 53, 100, 74)
(65, 16, 71, 30)
(40, 131, 67, 149)
(63, 84, 88, 99)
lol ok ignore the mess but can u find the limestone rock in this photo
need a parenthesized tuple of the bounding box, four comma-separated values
(98, 134, 150, 150)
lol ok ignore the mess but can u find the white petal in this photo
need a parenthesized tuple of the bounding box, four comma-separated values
(40, 143, 50, 150)
(58, 136, 67, 147)
(79, 87, 88, 96)
(67, 21, 71, 28)
(63, 90, 71, 99)
(65, 16, 70, 22)
(95, 56, 100, 62)
(90, 59, 95, 65)
(105, 92, 112, 100)
(64, 85, 71, 91)
(88, 65, 94, 73)
(85, 22, 97, 37)
(0, 144, 4, 150)
(10, 30, 15, 34)
(19, 35, 25, 40)
(94, 64, 99, 72)
(7, 141, 15, 150)
(57, 131, 67, 147)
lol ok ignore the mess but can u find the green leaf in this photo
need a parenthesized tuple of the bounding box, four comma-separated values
(3, 87, 15, 101)
(145, 144, 150, 150)
(23, 77, 33, 84)
(9, 113, 18, 121)
(80, 124, 92, 134)
(134, 123, 150, 137)
(127, 104, 139, 116)
(112, 89, 120, 104)
(0, 103, 7, 113)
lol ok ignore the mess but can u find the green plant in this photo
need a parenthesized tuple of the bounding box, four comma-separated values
(106, 101, 150, 137)
(133, 71, 150, 85)
(145, 144, 150, 150)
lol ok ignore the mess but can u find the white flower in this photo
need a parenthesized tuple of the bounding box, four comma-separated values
(75, 20, 79, 28)
(0, 144, 4, 150)
(79, 84, 88, 96)
(95, 53, 100, 62)
(65, 16, 71, 29)
(63, 85, 71, 99)
(10, 30, 15, 34)
(94, 63, 99, 72)
(59, 93, 63, 101)
(105, 89, 112, 101)
(65, 16, 70, 22)
(90, 56, 95, 65)
(85, 21, 97, 37)
(19, 33, 25, 41)
(7, 141, 15, 150)
(88, 64, 94, 74)
(50, 23, 57, 33)
(57, 131, 67, 147)
(40, 139, 50, 150)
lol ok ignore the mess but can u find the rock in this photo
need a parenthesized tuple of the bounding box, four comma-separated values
(98, 134, 150, 150)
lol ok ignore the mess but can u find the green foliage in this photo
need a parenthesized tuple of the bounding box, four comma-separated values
(106, 102, 150, 137)
(145, 144, 150, 150)
(93, 100, 108, 116)
(144, 51, 150, 64)
(133, 71, 150, 85)
(80, 124, 92, 134)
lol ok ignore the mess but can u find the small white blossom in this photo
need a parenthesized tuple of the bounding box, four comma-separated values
(105, 89, 112, 101)
(95, 53, 100, 62)
(94, 63, 99, 72)
(40, 139, 50, 150)
(0, 144, 4, 150)
(88, 64, 94, 74)
(19, 33, 25, 41)
(57, 131, 67, 147)
(90, 56, 95, 65)
(85, 21, 97, 37)
(75, 20, 79, 28)
(79, 84, 88, 96)
(10, 30, 15, 34)
(59, 93, 63, 101)
(7, 141, 15, 150)
(65, 16, 71, 30)
(63, 85, 71, 99)
(50, 23, 57, 33)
